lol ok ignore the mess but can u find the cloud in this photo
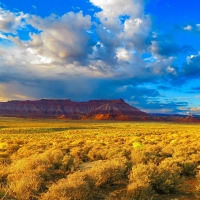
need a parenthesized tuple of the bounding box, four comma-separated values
(181, 23, 200, 34)
(183, 25, 192, 31)
(0, 76, 159, 105)
(26, 12, 92, 63)
(89, 0, 152, 67)
(157, 86, 171, 90)
(0, 3, 194, 114)
(8, 36, 23, 48)
(90, 0, 144, 31)
(0, 32, 7, 39)
(189, 108, 200, 116)
(115, 85, 187, 114)
(182, 52, 200, 76)
(0, 3, 180, 82)
(191, 87, 200, 91)
(150, 37, 180, 57)
(0, 83, 34, 102)
(145, 56, 178, 78)
(180, 45, 195, 54)
(127, 93, 188, 114)
(0, 8, 26, 33)
(121, 16, 152, 51)
(190, 107, 200, 112)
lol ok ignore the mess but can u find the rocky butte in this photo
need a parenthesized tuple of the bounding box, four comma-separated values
(0, 99, 148, 120)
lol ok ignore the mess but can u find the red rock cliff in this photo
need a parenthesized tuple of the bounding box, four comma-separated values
(0, 99, 148, 120)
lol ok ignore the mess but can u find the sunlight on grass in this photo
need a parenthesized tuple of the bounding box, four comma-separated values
(0, 117, 199, 199)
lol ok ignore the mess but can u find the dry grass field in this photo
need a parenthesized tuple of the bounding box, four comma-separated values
(0, 117, 200, 199)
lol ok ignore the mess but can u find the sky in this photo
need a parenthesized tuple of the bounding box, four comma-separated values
(0, 0, 200, 114)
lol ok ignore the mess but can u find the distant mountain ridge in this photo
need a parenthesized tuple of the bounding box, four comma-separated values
(0, 99, 199, 122)
(0, 99, 148, 120)
(149, 113, 200, 123)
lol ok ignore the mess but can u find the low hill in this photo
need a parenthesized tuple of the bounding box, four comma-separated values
(149, 113, 200, 123)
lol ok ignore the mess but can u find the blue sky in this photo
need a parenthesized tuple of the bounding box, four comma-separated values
(0, 0, 200, 114)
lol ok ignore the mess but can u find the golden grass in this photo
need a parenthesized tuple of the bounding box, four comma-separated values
(0, 117, 199, 199)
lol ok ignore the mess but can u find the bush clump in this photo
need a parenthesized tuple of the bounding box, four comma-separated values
(7, 171, 43, 199)
(151, 160, 184, 194)
(195, 170, 200, 195)
(87, 157, 128, 187)
(127, 160, 184, 199)
(127, 163, 154, 199)
(41, 171, 100, 200)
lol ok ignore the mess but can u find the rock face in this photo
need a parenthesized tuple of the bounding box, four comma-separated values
(0, 99, 148, 120)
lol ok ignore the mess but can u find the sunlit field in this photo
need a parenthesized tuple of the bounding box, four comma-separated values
(0, 117, 200, 199)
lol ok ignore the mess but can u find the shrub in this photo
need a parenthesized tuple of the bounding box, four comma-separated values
(195, 170, 200, 195)
(131, 149, 148, 164)
(9, 155, 48, 173)
(0, 184, 14, 199)
(180, 161, 197, 176)
(41, 171, 99, 200)
(87, 157, 128, 187)
(60, 154, 74, 170)
(7, 171, 42, 199)
(40, 149, 64, 170)
(151, 160, 184, 194)
(87, 147, 104, 161)
(0, 167, 8, 184)
(128, 160, 184, 197)
(127, 163, 154, 199)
